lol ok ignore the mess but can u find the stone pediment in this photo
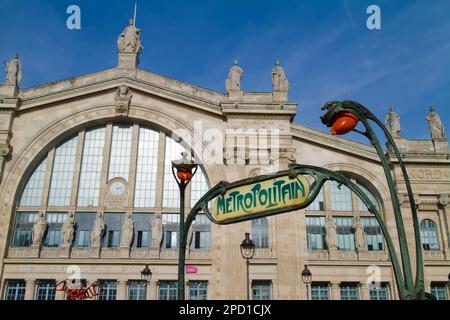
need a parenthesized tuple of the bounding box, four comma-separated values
(17, 67, 225, 115)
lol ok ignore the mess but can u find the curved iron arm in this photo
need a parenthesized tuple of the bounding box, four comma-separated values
(185, 164, 408, 298)
(321, 100, 423, 299)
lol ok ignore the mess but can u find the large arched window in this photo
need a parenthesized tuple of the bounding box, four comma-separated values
(420, 219, 440, 251)
(12, 122, 210, 249)
(251, 218, 269, 248)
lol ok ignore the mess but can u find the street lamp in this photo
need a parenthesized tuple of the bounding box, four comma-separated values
(240, 232, 255, 300)
(301, 264, 312, 300)
(172, 151, 198, 300)
(140, 264, 152, 283)
(320, 101, 424, 299)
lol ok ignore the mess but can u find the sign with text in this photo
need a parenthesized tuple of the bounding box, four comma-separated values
(211, 174, 310, 223)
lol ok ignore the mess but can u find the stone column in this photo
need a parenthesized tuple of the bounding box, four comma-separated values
(147, 280, 157, 300)
(360, 283, 370, 300)
(438, 195, 450, 259)
(24, 279, 36, 300)
(330, 282, 340, 300)
(117, 280, 128, 300)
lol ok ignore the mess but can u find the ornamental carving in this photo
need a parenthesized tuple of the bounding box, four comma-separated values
(114, 85, 132, 117)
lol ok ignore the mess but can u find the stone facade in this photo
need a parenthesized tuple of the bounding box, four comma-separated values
(0, 23, 448, 300)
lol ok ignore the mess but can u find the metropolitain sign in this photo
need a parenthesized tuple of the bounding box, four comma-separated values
(210, 174, 310, 223)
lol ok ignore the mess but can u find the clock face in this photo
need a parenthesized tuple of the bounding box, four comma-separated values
(110, 181, 126, 196)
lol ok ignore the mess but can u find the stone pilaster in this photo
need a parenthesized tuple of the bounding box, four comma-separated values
(148, 280, 157, 300)
(330, 282, 340, 300)
(360, 283, 370, 300)
(24, 279, 36, 300)
(438, 194, 450, 259)
(117, 280, 128, 300)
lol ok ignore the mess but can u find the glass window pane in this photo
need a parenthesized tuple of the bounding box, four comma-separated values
(189, 281, 208, 300)
(361, 217, 384, 251)
(430, 283, 448, 300)
(329, 181, 352, 211)
(98, 280, 117, 300)
(251, 218, 269, 248)
(128, 281, 147, 300)
(48, 136, 79, 206)
(36, 280, 56, 300)
(162, 136, 185, 208)
(305, 216, 326, 250)
(103, 213, 124, 248)
(4, 280, 26, 300)
(19, 157, 47, 206)
(190, 168, 209, 207)
(159, 281, 177, 300)
(108, 124, 132, 181)
(369, 283, 389, 300)
(306, 187, 325, 211)
(74, 212, 96, 248)
(357, 182, 380, 212)
(333, 217, 355, 250)
(251, 281, 271, 300)
(340, 283, 359, 300)
(311, 283, 329, 300)
(12, 212, 38, 247)
(77, 127, 105, 206)
(420, 219, 440, 251)
(134, 127, 159, 208)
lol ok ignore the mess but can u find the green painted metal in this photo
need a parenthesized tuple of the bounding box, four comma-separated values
(175, 100, 426, 300)
(320, 100, 425, 300)
(179, 164, 407, 299)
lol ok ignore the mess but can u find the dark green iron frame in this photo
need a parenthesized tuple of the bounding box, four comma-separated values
(176, 100, 428, 300)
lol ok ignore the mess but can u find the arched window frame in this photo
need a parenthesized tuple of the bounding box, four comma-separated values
(12, 122, 210, 250)
(420, 219, 440, 251)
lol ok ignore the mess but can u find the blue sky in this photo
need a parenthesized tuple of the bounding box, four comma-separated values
(1, 0, 449, 140)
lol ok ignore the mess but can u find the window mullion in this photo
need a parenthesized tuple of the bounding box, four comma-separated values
(154, 132, 166, 209)
(70, 130, 85, 208)
(127, 123, 140, 208)
(98, 123, 113, 207)
(41, 148, 55, 208)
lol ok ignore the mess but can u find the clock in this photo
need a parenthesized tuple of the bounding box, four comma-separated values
(110, 181, 126, 196)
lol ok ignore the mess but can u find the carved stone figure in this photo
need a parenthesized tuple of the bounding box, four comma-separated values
(271, 60, 289, 92)
(225, 60, 243, 91)
(61, 212, 75, 246)
(325, 215, 337, 250)
(151, 213, 163, 248)
(32, 212, 47, 246)
(384, 106, 401, 137)
(91, 212, 105, 247)
(114, 85, 132, 117)
(117, 19, 143, 54)
(353, 216, 366, 250)
(4, 53, 22, 86)
(426, 106, 445, 139)
(120, 213, 134, 248)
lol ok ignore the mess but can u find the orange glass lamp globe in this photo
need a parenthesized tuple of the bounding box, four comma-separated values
(331, 112, 359, 135)
(177, 168, 193, 182)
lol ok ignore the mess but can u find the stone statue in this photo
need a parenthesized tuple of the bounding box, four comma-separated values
(32, 212, 47, 246)
(120, 213, 134, 248)
(91, 212, 105, 247)
(353, 216, 365, 250)
(325, 215, 337, 250)
(426, 106, 445, 139)
(384, 106, 401, 137)
(61, 212, 75, 246)
(117, 19, 143, 54)
(4, 53, 22, 86)
(151, 213, 163, 248)
(225, 60, 243, 91)
(114, 85, 132, 117)
(271, 60, 289, 92)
